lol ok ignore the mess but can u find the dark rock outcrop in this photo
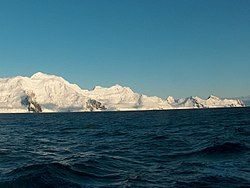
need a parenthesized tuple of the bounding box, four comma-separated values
(21, 91, 42, 113)
(86, 99, 106, 111)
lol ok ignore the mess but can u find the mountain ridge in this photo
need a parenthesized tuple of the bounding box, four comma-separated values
(0, 72, 245, 113)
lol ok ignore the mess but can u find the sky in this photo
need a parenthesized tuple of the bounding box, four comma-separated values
(0, 0, 249, 98)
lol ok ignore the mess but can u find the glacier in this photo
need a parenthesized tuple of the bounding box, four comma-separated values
(0, 72, 245, 113)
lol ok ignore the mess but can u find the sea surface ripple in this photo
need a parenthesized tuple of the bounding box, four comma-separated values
(0, 108, 249, 187)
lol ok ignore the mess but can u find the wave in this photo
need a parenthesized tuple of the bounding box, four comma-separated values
(235, 127, 250, 136)
(175, 175, 250, 187)
(199, 142, 248, 155)
(0, 162, 122, 187)
(166, 142, 248, 159)
(0, 149, 10, 156)
(1, 109, 250, 187)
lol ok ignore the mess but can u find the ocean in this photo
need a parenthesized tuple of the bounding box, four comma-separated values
(0, 108, 249, 187)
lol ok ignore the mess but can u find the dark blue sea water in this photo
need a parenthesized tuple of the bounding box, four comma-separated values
(0, 108, 249, 187)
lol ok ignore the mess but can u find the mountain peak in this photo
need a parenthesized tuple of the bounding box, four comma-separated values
(93, 86, 103, 90)
(111, 84, 124, 89)
(31, 72, 52, 79)
(207, 95, 220, 100)
(92, 84, 133, 93)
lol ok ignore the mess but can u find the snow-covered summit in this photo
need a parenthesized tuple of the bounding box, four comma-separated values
(83, 84, 173, 111)
(31, 72, 52, 79)
(0, 72, 102, 113)
(0, 72, 245, 113)
(207, 95, 220, 100)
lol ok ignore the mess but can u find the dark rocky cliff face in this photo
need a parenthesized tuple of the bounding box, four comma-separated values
(86, 99, 106, 111)
(28, 101, 42, 113)
(21, 91, 42, 113)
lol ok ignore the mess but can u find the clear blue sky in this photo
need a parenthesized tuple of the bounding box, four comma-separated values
(0, 0, 249, 98)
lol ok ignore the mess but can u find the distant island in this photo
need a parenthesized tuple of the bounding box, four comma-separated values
(0, 72, 245, 113)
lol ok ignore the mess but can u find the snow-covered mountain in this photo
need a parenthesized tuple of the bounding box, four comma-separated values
(237, 96, 250, 107)
(0, 72, 245, 113)
(169, 95, 244, 109)
(82, 85, 172, 111)
(0, 72, 103, 113)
